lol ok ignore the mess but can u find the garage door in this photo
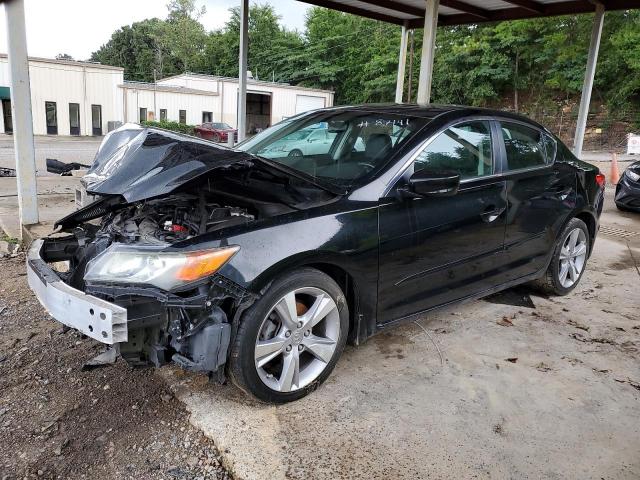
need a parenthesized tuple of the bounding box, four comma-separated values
(295, 95, 325, 114)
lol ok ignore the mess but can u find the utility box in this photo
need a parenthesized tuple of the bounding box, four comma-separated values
(628, 134, 640, 155)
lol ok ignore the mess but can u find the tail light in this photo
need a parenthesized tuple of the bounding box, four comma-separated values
(595, 173, 605, 188)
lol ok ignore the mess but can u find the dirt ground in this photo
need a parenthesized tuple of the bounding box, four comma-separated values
(0, 255, 231, 480)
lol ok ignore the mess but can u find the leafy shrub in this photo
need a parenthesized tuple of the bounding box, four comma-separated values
(141, 120, 195, 136)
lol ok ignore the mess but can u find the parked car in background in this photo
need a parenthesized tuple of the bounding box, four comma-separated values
(194, 122, 238, 143)
(615, 161, 640, 211)
(258, 126, 339, 158)
(27, 105, 604, 404)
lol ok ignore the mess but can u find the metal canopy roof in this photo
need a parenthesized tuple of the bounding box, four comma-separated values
(298, 0, 639, 27)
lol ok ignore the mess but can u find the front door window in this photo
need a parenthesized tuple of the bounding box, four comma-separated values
(414, 121, 493, 179)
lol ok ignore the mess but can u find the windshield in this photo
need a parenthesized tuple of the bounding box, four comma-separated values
(213, 122, 233, 130)
(236, 111, 428, 187)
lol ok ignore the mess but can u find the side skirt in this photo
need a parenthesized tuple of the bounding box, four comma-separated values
(374, 266, 548, 333)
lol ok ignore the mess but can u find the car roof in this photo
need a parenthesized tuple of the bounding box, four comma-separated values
(317, 103, 547, 130)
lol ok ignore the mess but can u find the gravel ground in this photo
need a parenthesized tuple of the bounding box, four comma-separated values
(0, 254, 232, 480)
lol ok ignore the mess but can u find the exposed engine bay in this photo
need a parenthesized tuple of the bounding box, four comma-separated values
(29, 124, 339, 379)
(103, 195, 255, 245)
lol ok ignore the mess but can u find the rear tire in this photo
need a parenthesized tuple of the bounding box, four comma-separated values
(229, 268, 349, 403)
(533, 217, 590, 296)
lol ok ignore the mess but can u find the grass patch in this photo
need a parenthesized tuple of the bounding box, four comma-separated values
(0, 234, 19, 245)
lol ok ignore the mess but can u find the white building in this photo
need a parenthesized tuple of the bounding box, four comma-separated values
(0, 54, 124, 136)
(0, 55, 334, 137)
(123, 73, 334, 134)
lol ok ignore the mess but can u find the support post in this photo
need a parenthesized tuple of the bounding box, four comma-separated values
(237, 0, 249, 142)
(395, 22, 409, 104)
(153, 68, 157, 121)
(4, 0, 38, 229)
(573, 3, 605, 159)
(416, 0, 439, 105)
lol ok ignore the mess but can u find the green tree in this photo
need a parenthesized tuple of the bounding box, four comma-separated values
(163, 0, 207, 72)
(90, 3, 640, 127)
(90, 18, 178, 81)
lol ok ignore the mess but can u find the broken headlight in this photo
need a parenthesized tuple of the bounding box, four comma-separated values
(84, 244, 239, 290)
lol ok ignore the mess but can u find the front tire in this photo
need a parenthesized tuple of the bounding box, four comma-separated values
(229, 268, 349, 403)
(534, 218, 590, 295)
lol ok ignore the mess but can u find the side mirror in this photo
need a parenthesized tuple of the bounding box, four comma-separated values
(403, 169, 460, 197)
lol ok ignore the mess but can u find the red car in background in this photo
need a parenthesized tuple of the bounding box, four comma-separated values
(194, 122, 238, 143)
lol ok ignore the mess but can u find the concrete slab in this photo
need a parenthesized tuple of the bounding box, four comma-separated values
(162, 223, 640, 480)
(0, 176, 80, 241)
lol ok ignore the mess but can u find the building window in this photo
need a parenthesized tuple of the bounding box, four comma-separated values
(91, 104, 102, 136)
(202, 111, 212, 123)
(69, 103, 80, 136)
(179, 110, 186, 124)
(139, 107, 147, 123)
(45, 101, 58, 135)
(2, 99, 13, 134)
(160, 109, 167, 122)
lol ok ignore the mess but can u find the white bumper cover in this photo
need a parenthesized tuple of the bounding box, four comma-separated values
(27, 239, 128, 344)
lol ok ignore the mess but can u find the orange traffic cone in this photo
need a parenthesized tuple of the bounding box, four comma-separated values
(610, 152, 620, 185)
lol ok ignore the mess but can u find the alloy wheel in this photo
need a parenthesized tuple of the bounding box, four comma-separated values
(558, 227, 587, 288)
(254, 287, 340, 392)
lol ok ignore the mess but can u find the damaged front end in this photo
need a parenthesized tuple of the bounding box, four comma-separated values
(27, 124, 335, 379)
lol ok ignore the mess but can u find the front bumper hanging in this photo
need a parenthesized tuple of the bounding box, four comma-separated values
(26, 239, 128, 344)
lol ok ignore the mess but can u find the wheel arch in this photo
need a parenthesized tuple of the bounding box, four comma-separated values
(304, 262, 359, 344)
(248, 252, 365, 345)
(574, 210, 597, 255)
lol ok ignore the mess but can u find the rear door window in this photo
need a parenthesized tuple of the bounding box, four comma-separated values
(500, 122, 547, 170)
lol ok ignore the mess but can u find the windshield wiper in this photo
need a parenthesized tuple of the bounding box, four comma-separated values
(250, 155, 346, 195)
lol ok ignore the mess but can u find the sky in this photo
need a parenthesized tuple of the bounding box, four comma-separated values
(0, 0, 309, 60)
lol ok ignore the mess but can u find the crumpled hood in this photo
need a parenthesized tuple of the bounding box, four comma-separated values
(83, 124, 254, 202)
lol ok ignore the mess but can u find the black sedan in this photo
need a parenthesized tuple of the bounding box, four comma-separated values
(27, 105, 605, 403)
(615, 161, 640, 211)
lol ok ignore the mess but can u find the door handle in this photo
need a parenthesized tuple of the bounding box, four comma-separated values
(480, 205, 506, 223)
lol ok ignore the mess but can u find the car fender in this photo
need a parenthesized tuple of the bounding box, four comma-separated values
(197, 205, 381, 341)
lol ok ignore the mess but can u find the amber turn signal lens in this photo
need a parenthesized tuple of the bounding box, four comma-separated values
(175, 246, 240, 281)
